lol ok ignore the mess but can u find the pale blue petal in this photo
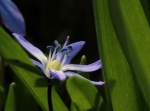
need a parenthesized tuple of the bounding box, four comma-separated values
(31, 59, 44, 71)
(65, 71, 104, 85)
(49, 70, 66, 81)
(62, 60, 102, 72)
(13, 33, 47, 64)
(0, 0, 25, 34)
(63, 41, 85, 64)
(90, 81, 105, 85)
(63, 36, 70, 47)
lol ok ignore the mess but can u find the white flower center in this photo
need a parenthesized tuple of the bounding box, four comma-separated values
(47, 60, 62, 71)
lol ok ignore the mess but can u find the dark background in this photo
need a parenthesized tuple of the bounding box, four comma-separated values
(14, 0, 100, 63)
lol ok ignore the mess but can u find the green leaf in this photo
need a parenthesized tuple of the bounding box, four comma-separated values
(140, 0, 150, 24)
(15, 79, 41, 111)
(51, 86, 69, 111)
(109, 0, 150, 109)
(94, 96, 103, 111)
(0, 27, 48, 111)
(93, 0, 142, 111)
(70, 102, 79, 111)
(66, 76, 98, 111)
(4, 82, 16, 111)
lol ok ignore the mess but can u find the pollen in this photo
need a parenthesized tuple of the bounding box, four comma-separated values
(47, 60, 62, 70)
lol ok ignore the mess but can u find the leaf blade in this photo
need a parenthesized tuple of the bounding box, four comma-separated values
(0, 27, 48, 111)
(93, 0, 142, 111)
(109, 0, 150, 109)
(51, 86, 69, 111)
(4, 82, 16, 111)
(66, 76, 98, 110)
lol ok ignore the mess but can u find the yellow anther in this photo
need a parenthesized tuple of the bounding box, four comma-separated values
(47, 60, 62, 70)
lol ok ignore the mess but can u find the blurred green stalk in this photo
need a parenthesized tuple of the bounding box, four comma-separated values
(109, 0, 150, 109)
(93, 0, 143, 111)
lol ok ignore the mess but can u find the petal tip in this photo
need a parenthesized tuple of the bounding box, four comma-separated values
(92, 81, 105, 86)
(12, 33, 19, 38)
(79, 41, 86, 46)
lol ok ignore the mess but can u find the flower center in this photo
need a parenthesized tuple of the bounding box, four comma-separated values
(47, 60, 62, 71)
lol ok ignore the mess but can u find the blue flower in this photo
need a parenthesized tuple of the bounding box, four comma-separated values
(13, 33, 104, 85)
(0, 0, 104, 85)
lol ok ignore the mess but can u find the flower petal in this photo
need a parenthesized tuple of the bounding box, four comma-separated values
(63, 41, 85, 64)
(90, 81, 105, 85)
(13, 33, 47, 64)
(62, 60, 102, 72)
(65, 71, 104, 85)
(49, 70, 66, 81)
(31, 59, 44, 71)
(0, 0, 25, 35)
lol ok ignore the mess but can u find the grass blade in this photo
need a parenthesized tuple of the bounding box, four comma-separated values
(0, 27, 48, 111)
(66, 76, 98, 111)
(4, 82, 16, 111)
(70, 102, 79, 111)
(109, 0, 150, 109)
(93, 0, 142, 110)
(51, 86, 69, 111)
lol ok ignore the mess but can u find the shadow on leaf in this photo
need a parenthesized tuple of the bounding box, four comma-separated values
(5, 58, 49, 87)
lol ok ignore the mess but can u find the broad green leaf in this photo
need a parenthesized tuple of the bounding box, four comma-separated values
(66, 76, 98, 111)
(93, 0, 142, 111)
(109, 0, 150, 109)
(4, 82, 16, 111)
(0, 27, 48, 111)
(70, 101, 103, 111)
(140, 0, 150, 24)
(15, 79, 41, 111)
(94, 96, 103, 111)
(70, 102, 79, 111)
(51, 86, 69, 111)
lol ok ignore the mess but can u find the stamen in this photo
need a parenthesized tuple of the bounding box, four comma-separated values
(47, 46, 54, 51)
(51, 47, 57, 61)
(62, 46, 72, 52)
(63, 36, 70, 48)
(54, 40, 61, 48)
(61, 54, 67, 65)
(61, 48, 68, 53)
(47, 46, 54, 61)
(48, 49, 52, 61)
(67, 46, 72, 53)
